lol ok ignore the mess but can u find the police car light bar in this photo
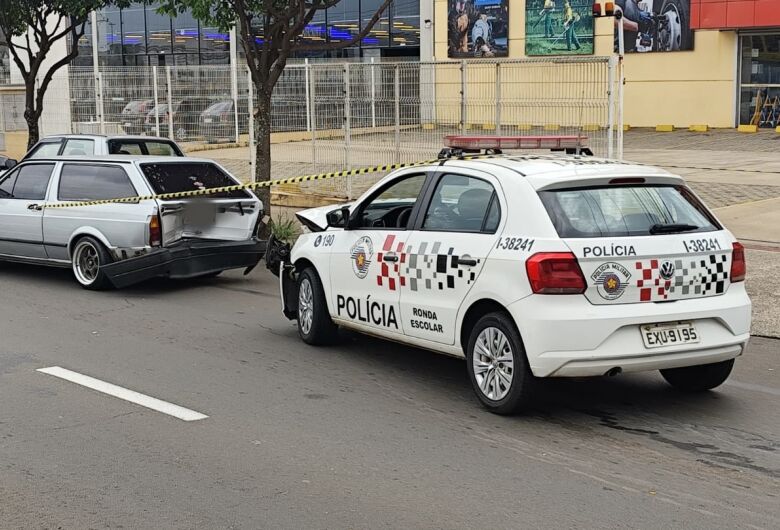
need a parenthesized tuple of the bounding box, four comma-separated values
(443, 135, 590, 151)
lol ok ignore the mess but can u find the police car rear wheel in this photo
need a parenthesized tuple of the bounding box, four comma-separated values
(660, 359, 734, 392)
(466, 313, 534, 415)
(297, 267, 338, 345)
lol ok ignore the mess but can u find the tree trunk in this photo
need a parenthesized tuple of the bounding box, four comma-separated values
(24, 78, 40, 150)
(24, 108, 41, 150)
(254, 92, 273, 239)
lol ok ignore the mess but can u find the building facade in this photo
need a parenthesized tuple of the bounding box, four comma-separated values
(71, 0, 421, 67)
(430, 0, 780, 129)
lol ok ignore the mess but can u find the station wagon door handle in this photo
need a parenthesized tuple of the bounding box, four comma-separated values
(27, 204, 43, 211)
(458, 257, 478, 267)
(382, 253, 399, 263)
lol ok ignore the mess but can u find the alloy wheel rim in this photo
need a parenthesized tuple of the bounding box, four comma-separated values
(473, 327, 514, 401)
(73, 241, 99, 285)
(298, 278, 314, 335)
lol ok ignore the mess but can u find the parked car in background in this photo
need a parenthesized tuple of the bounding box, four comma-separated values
(144, 98, 215, 141)
(199, 99, 250, 143)
(120, 99, 155, 135)
(0, 156, 265, 289)
(143, 103, 169, 137)
(23, 134, 184, 160)
(0, 155, 15, 178)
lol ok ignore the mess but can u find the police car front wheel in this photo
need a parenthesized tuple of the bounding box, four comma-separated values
(466, 313, 534, 415)
(297, 267, 338, 345)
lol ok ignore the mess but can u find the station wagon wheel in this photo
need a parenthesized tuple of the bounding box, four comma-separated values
(466, 312, 535, 415)
(296, 267, 338, 345)
(71, 236, 113, 290)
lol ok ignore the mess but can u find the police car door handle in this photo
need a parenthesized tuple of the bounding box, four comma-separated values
(383, 253, 399, 263)
(458, 256, 478, 267)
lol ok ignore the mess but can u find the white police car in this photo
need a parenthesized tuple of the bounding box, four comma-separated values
(277, 148, 751, 414)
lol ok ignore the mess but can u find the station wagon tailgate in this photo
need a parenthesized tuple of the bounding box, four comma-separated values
(139, 161, 260, 244)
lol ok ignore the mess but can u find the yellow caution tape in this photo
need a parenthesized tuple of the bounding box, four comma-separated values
(46, 154, 497, 209)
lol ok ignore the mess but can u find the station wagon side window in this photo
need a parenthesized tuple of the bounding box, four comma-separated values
(61, 139, 95, 156)
(58, 164, 137, 201)
(354, 174, 427, 230)
(0, 163, 56, 200)
(422, 174, 500, 233)
(26, 140, 63, 159)
(0, 168, 18, 197)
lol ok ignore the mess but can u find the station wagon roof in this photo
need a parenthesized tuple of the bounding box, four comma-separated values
(38, 134, 175, 142)
(23, 155, 216, 164)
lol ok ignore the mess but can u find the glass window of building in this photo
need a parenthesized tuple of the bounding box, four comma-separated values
(122, 2, 148, 65)
(391, 0, 420, 48)
(363, 0, 390, 48)
(172, 9, 199, 65)
(145, 1, 173, 64)
(739, 35, 780, 127)
(0, 29, 11, 84)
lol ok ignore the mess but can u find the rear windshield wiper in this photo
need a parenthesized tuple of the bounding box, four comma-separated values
(649, 223, 700, 235)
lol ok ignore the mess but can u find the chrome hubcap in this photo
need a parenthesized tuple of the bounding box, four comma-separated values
(473, 327, 514, 401)
(73, 241, 99, 285)
(298, 278, 314, 335)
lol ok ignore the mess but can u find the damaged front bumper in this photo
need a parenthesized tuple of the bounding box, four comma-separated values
(102, 238, 266, 288)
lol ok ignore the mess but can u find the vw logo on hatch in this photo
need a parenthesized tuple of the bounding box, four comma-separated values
(659, 261, 676, 280)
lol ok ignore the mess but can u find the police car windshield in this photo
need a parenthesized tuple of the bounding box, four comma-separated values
(539, 185, 720, 238)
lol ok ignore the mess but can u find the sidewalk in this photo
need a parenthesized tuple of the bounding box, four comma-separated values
(623, 129, 779, 338)
(623, 129, 780, 246)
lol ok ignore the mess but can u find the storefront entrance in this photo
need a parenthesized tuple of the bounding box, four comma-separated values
(739, 33, 780, 127)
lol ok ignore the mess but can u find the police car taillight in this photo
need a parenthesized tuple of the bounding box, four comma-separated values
(526, 252, 586, 294)
(731, 242, 746, 282)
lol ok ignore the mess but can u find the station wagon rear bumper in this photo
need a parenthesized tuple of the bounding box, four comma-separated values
(102, 238, 266, 288)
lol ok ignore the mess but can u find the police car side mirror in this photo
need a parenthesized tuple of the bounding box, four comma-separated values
(326, 206, 351, 229)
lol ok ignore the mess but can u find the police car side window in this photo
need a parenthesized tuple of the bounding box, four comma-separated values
(356, 174, 426, 229)
(423, 174, 498, 233)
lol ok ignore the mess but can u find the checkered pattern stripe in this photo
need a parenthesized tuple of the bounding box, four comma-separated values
(374, 235, 481, 292)
(376, 234, 407, 291)
(635, 254, 729, 301)
(404, 241, 480, 292)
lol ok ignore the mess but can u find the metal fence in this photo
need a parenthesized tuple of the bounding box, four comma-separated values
(32, 57, 620, 200)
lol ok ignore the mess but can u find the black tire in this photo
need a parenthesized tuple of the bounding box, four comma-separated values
(71, 236, 114, 290)
(660, 0, 691, 51)
(660, 359, 734, 392)
(296, 267, 338, 345)
(466, 312, 535, 415)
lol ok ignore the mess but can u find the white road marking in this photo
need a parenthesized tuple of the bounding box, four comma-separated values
(37, 366, 208, 421)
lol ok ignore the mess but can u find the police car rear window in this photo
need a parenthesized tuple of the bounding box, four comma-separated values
(140, 162, 249, 199)
(539, 185, 720, 238)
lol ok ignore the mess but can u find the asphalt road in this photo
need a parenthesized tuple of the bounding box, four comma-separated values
(1, 264, 778, 529)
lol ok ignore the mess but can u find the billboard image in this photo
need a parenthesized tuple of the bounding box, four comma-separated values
(447, 0, 509, 58)
(614, 0, 693, 53)
(525, 0, 594, 56)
